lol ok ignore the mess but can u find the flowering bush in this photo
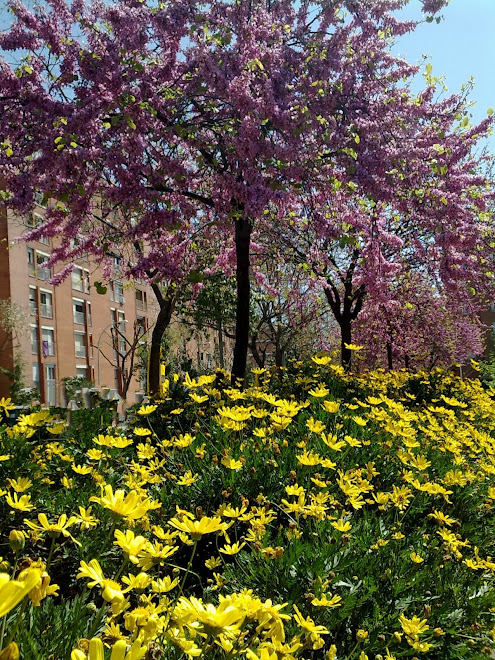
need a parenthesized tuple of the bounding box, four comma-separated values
(0, 359, 495, 659)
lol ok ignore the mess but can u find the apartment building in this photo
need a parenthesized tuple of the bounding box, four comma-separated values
(0, 200, 157, 405)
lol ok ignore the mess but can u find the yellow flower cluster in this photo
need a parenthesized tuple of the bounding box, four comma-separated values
(1, 361, 495, 658)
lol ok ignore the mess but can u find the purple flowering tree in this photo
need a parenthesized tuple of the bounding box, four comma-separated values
(0, 0, 458, 389)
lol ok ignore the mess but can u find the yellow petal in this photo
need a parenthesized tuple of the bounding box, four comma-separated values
(109, 640, 127, 660)
(0, 569, 41, 617)
(71, 651, 87, 660)
(89, 638, 104, 660)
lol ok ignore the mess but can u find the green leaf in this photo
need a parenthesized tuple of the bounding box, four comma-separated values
(93, 281, 108, 295)
(187, 270, 204, 284)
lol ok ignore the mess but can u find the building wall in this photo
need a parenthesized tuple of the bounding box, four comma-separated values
(0, 205, 158, 405)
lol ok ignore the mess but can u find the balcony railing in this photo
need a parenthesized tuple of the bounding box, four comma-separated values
(37, 267, 50, 281)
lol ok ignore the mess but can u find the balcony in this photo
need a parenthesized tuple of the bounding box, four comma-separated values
(37, 267, 50, 281)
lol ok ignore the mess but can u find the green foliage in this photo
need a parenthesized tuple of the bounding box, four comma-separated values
(1, 362, 495, 658)
(61, 376, 95, 406)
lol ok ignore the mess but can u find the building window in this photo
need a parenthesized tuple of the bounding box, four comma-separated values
(29, 287, 37, 315)
(27, 248, 35, 277)
(117, 310, 126, 333)
(72, 267, 84, 292)
(26, 213, 38, 229)
(41, 328, 55, 356)
(76, 365, 88, 379)
(36, 252, 50, 281)
(73, 299, 85, 325)
(135, 289, 147, 310)
(86, 302, 92, 327)
(40, 291, 53, 318)
(27, 213, 49, 245)
(110, 281, 125, 304)
(34, 191, 46, 208)
(136, 316, 147, 334)
(31, 326, 39, 354)
(113, 255, 122, 276)
(45, 363, 56, 406)
(32, 363, 40, 392)
(74, 331, 86, 358)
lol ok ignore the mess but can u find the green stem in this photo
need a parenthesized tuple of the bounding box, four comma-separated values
(162, 540, 198, 633)
(95, 521, 117, 561)
(86, 600, 108, 640)
(45, 536, 57, 573)
(0, 615, 7, 651)
(0, 557, 19, 650)
(5, 596, 29, 647)
(177, 540, 198, 599)
(114, 558, 128, 581)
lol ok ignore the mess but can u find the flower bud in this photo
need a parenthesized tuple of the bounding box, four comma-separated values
(356, 629, 369, 641)
(0, 642, 19, 660)
(9, 530, 25, 553)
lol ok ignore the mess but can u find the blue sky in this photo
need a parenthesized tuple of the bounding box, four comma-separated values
(394, 0, 495, 150)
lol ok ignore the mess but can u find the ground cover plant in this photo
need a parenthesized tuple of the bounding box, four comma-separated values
(1, 356, 495, 659)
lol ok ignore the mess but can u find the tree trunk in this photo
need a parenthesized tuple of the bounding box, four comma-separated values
(387, 341, 393, 371)
(148, 293, 175, 397)
(231, 217, 252, 385)
(249, 333, 266, 368)
(217, 318, 224, 369)
(340, 317, 352, 370)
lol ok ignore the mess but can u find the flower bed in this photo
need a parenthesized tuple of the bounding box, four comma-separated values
(0, 361, 495, 659)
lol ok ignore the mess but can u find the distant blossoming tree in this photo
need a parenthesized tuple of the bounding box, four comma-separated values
(285, 80, 495, 368)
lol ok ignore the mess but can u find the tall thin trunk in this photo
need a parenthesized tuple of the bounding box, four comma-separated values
(148, 289, 175, 397)
(217, 318, 224, 369)
(231, 217, 252, 385)
(387, 341, 393, 371)
(340, 317, 352, 370)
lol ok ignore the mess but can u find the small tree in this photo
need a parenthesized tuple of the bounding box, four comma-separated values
(98, 320, 146, 403)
